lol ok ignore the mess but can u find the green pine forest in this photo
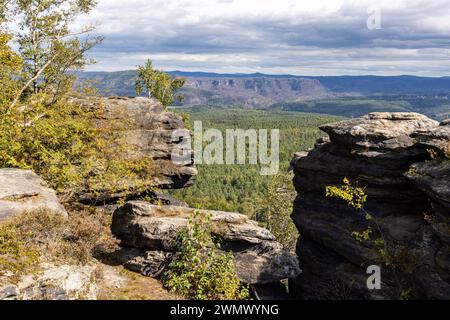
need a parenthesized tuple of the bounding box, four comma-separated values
(170, 107, 343, 216)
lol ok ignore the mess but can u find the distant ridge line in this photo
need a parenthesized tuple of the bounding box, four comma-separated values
(80, 70, 450, 79)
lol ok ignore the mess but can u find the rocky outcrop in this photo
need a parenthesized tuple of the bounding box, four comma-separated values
(0, 169, 67, 221)
(110, 201, 301, 285)
(1, 264, 97, 300)
(291, 112, 450, 299)
(74, 97, 197, 203)
(412, 119, 450, 157)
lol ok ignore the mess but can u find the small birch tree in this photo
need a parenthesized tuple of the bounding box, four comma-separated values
(135, 59, 185, 107)
(5, 0, 103, 109)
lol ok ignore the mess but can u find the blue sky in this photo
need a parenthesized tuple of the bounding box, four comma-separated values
(77, 0, 450, 76)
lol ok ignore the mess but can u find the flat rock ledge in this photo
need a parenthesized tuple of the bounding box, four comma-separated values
(291, 112, 450, 299)
(0, 264, 97, 300)
(0, 168, 67, 221)
(111, 201, 301, 285)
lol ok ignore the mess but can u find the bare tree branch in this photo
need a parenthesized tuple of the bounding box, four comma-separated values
(8, 54, 59, 111)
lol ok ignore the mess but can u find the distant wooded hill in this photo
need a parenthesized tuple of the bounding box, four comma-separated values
(76, 71, 450, 119)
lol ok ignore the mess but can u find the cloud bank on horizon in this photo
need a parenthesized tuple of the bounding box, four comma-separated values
(78, 0, 450, 76)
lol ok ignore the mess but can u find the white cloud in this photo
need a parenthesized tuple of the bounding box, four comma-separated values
(76, 0, 450, 76)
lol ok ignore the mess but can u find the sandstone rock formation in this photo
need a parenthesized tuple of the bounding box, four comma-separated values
(412, 119, 450, 158)
(0, 169, 67, 221)
(110, 201, 301, 285)
(290, 112, 450, 299)
(74, 97, 197, 203)
(0, 264, 97, 300)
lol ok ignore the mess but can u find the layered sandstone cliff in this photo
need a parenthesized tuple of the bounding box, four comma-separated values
(110, 201, 301, 288)
(73, 96, 197, 203)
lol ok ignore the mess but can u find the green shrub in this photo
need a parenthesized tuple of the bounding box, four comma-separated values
(0, 93, 154, 199)
(1, 3, 154, 200)
(326, 177, 367, 210)
(0, 33, 22, 107)
(163, 211, 249, 300)
(254, 172, 298, 251)
(136, 59, 185, 107)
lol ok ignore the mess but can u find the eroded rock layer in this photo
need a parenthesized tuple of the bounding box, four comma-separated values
(111, 201, 301, 285)
(74, 97, 197, 203)
(291, 112, 450, 299)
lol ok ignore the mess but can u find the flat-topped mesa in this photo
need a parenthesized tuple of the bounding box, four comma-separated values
(73, 97, 197, 203)
(291, 112, 450, 300)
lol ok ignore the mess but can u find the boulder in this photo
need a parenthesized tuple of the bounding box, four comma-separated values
(0, 169, 67, 221)
(147, 191, 189, 207)
(412, 120, 450, 157)
(123, 250, 173, 278)
(0, 285, 18, 300)
(290, 239, 398, 300)
(233, 241, 300, 284)
(320, 112, 439, 150)
(1, 264, 97, 300)
(98, 191, 189, 215)
(111, 201, 301, 285)
(111, 201, 275, 251)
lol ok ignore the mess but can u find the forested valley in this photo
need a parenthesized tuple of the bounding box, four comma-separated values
(170, 107, 343, 248)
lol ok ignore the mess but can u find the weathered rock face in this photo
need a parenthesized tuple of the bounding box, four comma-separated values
(412, 120, 450, 158)
(320, 112, 438, 150)
(1, 264, 97, 300)
(111, 201, 301, 285)
(291, 112, 450, 299)
(404, 156, 450, 300)
(74, 97, 197, 203)
(0, 169, 67, 221)
(0, 285, 18, 300)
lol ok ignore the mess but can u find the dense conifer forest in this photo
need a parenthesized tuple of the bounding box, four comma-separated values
(171, 107, 343, 215)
